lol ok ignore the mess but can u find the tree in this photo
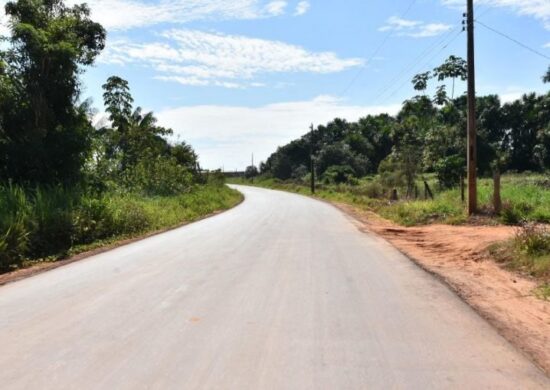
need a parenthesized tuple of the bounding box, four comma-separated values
(0, 0, 106, 184)
(543, 65, 550, 84)
(433, 55, 467, 99)
(412, 71, 431, 94)
(244, 165, 259, 179)
(432, 85, 448, 106)
(102, 76, 133, 131)
(391, 116, 423, 196)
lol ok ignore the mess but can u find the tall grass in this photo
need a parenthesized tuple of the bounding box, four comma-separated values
(0, 184, 241, 272)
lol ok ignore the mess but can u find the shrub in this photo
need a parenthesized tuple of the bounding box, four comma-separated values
(72, 196, 115, 244)
(0, 185, 31, 269)
(349, 181, 385, 198)
(434, 155, 465, 189)
(110, 197, 151, 235)
(323, 165, 355, 184)
(244, 165, 259, 179)
(514, 223, 550, 256)
(28, 187, 77, 257)
(122, 157, 194, 196)
(500, 201, 534, 225)
(378, 156, 405, 189)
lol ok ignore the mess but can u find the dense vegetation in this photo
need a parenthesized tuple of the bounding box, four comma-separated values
(260, 60, 550, 194)
(0, 0, 240, 272)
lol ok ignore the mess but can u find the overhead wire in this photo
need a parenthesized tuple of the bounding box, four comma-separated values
(475, 20, 550, 61)
(374, 26, 464, 103)
(339, 0, 418, 96)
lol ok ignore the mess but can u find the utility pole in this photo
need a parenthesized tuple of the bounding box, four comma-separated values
(309, 124, 315, 194)
(466, 0, 477, 215)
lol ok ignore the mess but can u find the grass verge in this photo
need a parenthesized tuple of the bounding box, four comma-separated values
(0, 184, 242, 274)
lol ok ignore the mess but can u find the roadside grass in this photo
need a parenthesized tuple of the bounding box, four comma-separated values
(231, 173, 550, 227)
(489, 223, 550, 295)
(0, 184, 242, 273)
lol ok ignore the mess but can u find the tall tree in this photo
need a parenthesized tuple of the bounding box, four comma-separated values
(433, 55, 467, 99)
(0, 0, 105, 184)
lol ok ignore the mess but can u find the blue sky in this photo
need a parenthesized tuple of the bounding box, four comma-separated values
(6, 0, 550, 169)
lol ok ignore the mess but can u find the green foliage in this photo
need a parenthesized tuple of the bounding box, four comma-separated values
(490, 222, 550, 282)
(28, 186, 78, 257)
(514, 223, 550, 256)
(0, 185, 29, 270)
(244, 165, 259, 179)
(121, 156, 194, 196)
(412, 71, 430, 92)
(323, 165, 355, 184)
(378, 156, 405, 189)
(0, 0, 106, 185)
(0, 184, 242, 273)
(434, 155, 465, 189)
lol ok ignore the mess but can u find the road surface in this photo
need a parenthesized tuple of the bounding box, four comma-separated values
(0, 185, 548, 389)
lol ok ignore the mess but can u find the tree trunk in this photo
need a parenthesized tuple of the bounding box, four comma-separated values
(424, 180, 434, 200)
(493, 168, 502, 214)
(390, 189, 398, 201)
(460, 175, 465, 203)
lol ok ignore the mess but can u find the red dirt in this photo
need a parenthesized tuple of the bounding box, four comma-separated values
(335, 202, 550, 375)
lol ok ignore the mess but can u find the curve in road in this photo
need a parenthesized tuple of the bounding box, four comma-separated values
(0, 185, 548, 389)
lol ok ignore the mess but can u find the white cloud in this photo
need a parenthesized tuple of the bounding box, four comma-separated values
(544, 42, 550, 48)
(379, 16, 452, 38)
(62, 0, 287, 31)
(100, 30, 362, 88)
(442, 0, 550, 30)
(156, 96, 400, 170)
(265, 1, 287, 16)
(379, 16, 422, 31)
(294, 1, 310, 16)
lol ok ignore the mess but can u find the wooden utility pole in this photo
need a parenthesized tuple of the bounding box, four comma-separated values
(310, 124, 315, 194)
(466, 0, 477, 215)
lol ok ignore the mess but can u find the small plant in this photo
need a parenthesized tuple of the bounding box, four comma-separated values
(514, 223, 550, 256)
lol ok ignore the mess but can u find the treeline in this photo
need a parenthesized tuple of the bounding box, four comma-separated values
(0, 0, 230, 271)
(0, 0, 200, 192)
(261, 58, 550, 193)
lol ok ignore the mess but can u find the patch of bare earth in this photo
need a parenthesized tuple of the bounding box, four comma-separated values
(334, 202, 550, 375)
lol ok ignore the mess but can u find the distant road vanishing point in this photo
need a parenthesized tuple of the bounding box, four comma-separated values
(0, 185, 548, 389)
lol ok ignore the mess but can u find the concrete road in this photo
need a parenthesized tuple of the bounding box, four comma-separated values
(0, 185, 548, 389)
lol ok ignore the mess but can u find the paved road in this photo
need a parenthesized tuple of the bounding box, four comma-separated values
(0, 185, 548, 389)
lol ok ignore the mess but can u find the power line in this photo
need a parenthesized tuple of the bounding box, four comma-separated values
(369, 27, 458, 101)
(340, 0, 418, 96)
(475, 20, 550, 61)
(375, 27, 464, 103)
(370, 26, 460, 103)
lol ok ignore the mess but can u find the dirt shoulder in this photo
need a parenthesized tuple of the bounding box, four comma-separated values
(334, 202, 550, 375)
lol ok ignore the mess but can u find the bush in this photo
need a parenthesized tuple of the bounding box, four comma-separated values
(378, 157, 405, 189)
(323, 165, 355, 184)
(500, 201, 534, 225)
(514, 223, 550, 256)
(244, 165, 259, 179)
(111, 198, 151, 235)
(349, 180, 385, 198)
(434, 155, 465, 189)
(28, 187, 78, 257)
(122, 157, 194, 196)
(72, 196, 115, 244)
(0, 185, 30, 270)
